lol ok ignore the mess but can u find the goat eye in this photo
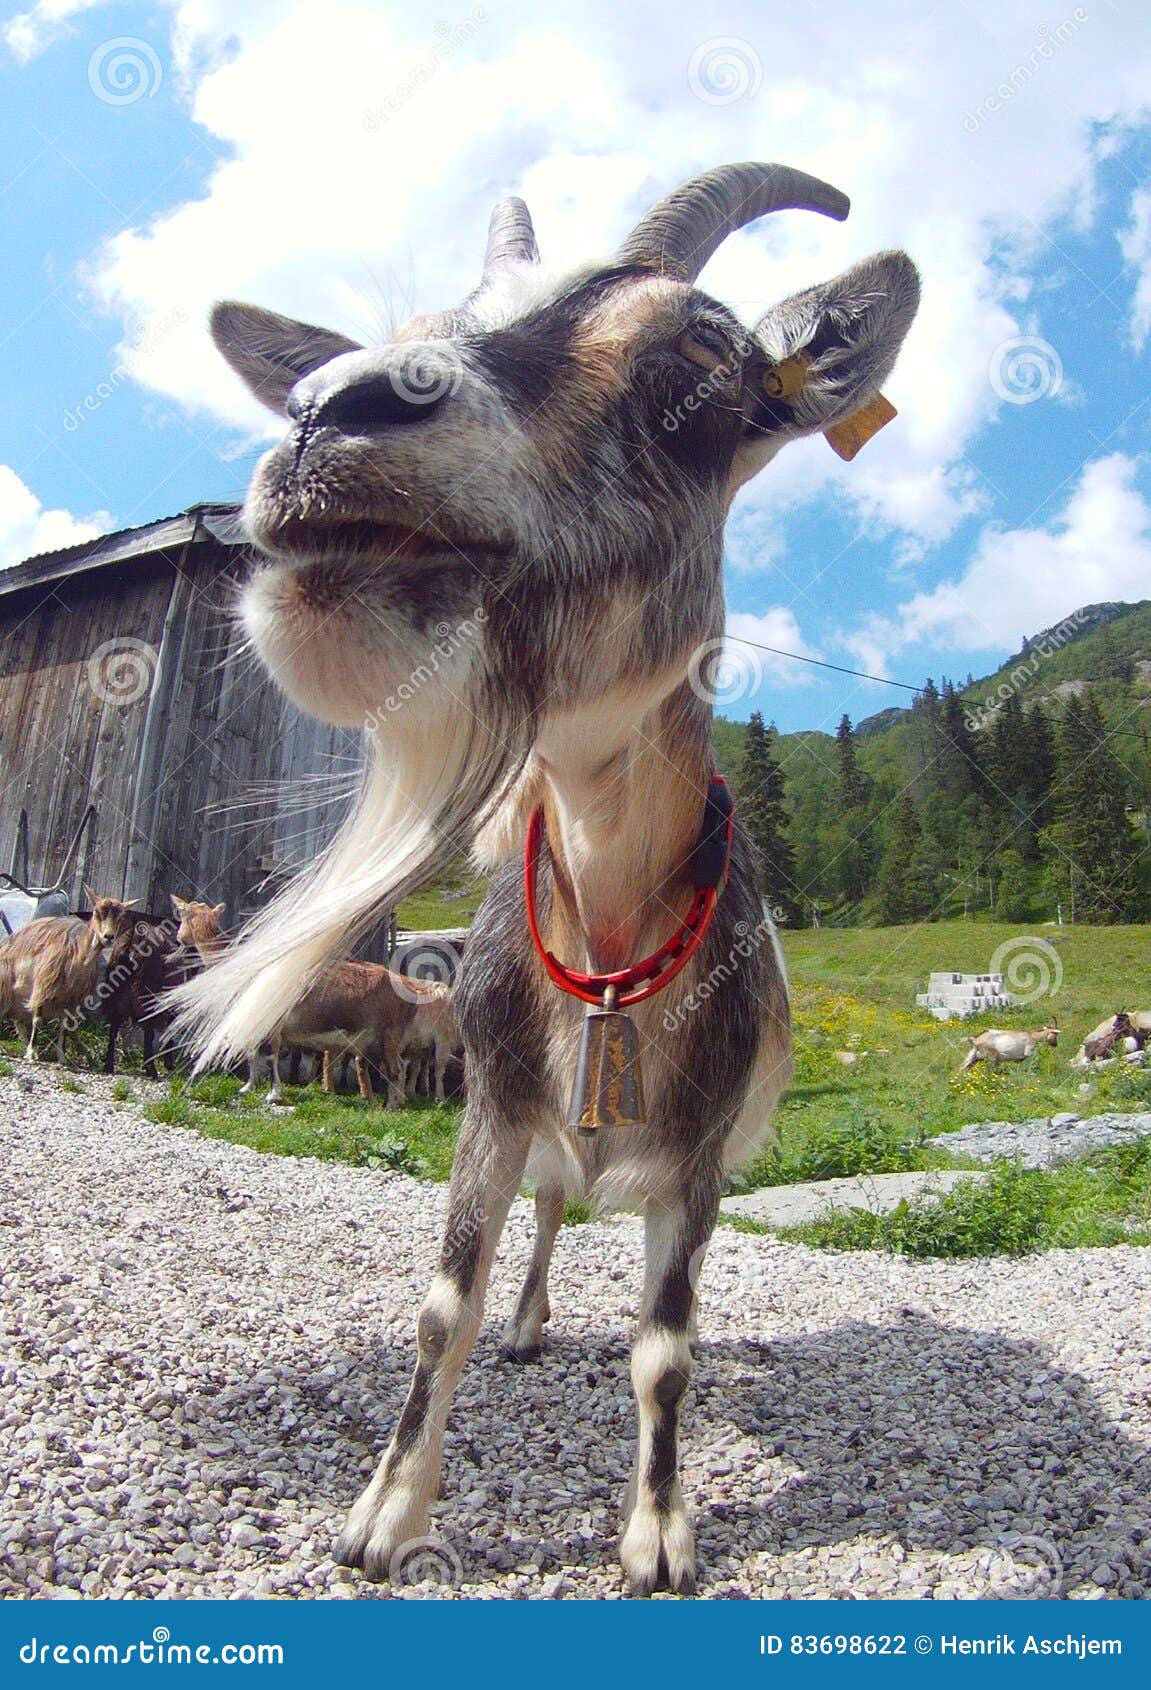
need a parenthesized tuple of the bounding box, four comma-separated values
(677, 325, 733, 372)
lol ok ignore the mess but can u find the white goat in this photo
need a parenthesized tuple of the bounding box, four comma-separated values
(961, 1023, 1059, 1071)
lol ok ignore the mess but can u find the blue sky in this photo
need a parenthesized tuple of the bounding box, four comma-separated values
(2, 0, 1150, 734)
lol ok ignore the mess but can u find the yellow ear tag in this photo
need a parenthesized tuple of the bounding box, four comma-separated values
(824, 393, 898, 461)
(762, 353, 810, 401)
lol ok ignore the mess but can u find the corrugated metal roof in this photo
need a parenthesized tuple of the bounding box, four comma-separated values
(0, 502, 244, 600)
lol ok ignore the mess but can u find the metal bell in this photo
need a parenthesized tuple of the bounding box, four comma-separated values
(567, 984, 646, 1134)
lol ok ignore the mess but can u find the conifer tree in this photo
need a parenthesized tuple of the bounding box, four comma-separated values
(738, 711, 799, 923)
(1050, 688, 1140, 922)
(835, 714, 867, 809)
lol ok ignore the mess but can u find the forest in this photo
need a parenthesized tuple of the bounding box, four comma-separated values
(716, 600, 1151, 928)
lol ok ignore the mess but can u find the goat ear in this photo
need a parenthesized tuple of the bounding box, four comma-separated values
(210, 302, 361, 416)
(171, 895, 186, 913)
(748, 250, 919, 449)
(212, 902, 227, 919)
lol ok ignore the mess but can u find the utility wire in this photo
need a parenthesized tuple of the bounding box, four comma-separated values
(725, 634, 923, 694)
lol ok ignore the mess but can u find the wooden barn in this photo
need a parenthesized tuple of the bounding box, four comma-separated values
(0, 503, 371, 934)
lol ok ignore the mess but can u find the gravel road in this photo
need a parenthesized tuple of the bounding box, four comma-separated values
(2, 1066, 1149, 1601)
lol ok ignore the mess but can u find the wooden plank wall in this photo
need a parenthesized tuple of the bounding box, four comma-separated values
(0, 537, 368, 931)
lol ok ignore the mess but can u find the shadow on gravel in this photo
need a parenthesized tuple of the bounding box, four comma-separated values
(180, 1313, 1148, 1597)
(703, 1314, 1148, 1597)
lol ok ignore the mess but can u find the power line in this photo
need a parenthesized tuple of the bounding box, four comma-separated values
(725, 634, 923, 694)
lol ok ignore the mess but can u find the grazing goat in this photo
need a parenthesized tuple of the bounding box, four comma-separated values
(178, 161, 918, 1593)
(173, 897, 417, 1104)
(401, 984, 462, 1101)
(961, 1023, 1059, 1071)
(0, 893, 137, 1062)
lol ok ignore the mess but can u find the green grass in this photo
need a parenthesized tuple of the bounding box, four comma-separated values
(756, 919, 1151, 1190)
(147, 1074, 460, 1181)
(396, 858, 487, 930)
(9, 914, 1151, 1258)
(769, 1141, 1151, 1258)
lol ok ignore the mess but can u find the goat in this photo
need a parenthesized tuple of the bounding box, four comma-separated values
(102, 916, 194, 1079)
(961, 1023, 1059, 1071)
(173, 897, 417, 1104)
(400, 983, 462, 1102)
(0, 891, 137, 1062)
(177, 161, 918, 1594)
(1079, 1010, 1147, 1065)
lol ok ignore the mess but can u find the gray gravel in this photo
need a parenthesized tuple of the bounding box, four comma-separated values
(2, 1065, 1149, 1601)
(933, 1111, 1151, 1168)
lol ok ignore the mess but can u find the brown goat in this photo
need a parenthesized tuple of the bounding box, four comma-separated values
(1082, 1011, 1145, 1064)
(0, 891, 138, 1062)
(172, 897, 420, 1104)
(103, 916, 197, 1078)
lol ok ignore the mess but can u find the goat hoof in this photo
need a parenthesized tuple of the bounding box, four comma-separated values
(334, 1488, 435, 1585)
(621, 1505, 696, 1598)
(501, 1341, 542, 1365)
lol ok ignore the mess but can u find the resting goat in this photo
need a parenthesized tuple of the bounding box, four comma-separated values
(0, 892, 137, 1062)
(1079, 1011, 1147, 1065)
(961, 1023, 1059, 1071)
(173, 896, 417, 1104)
(177, 161, 918, 1593)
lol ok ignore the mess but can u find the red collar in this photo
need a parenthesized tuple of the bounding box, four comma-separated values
(524, 776, 734, 1009)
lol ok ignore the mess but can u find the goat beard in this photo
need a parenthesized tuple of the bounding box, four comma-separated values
(171, 682, 530, 1068)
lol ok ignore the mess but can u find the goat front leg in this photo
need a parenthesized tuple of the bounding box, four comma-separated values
(620, 1182, 720, 1597)
(502, 1181, 564, 1362)
(335, 1109, 530, 1581)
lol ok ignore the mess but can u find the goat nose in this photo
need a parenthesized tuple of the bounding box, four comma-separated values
(289, 347, 461, 431)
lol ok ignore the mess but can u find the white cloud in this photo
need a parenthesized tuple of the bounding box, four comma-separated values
(726, 607, 822, 690)
(1119, 187, 1151, 352)
(848, 453, 1151, 662)
(3, 0, 107, 61)
(0, 465, 111, 569)
(13, 0, 1151, 559)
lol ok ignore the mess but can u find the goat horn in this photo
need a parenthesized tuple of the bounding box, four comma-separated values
(482, 196, 539, 276)
(618, 162, 849, 282)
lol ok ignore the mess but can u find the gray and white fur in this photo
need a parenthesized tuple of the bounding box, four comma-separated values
(177, 161, 919, 1594)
